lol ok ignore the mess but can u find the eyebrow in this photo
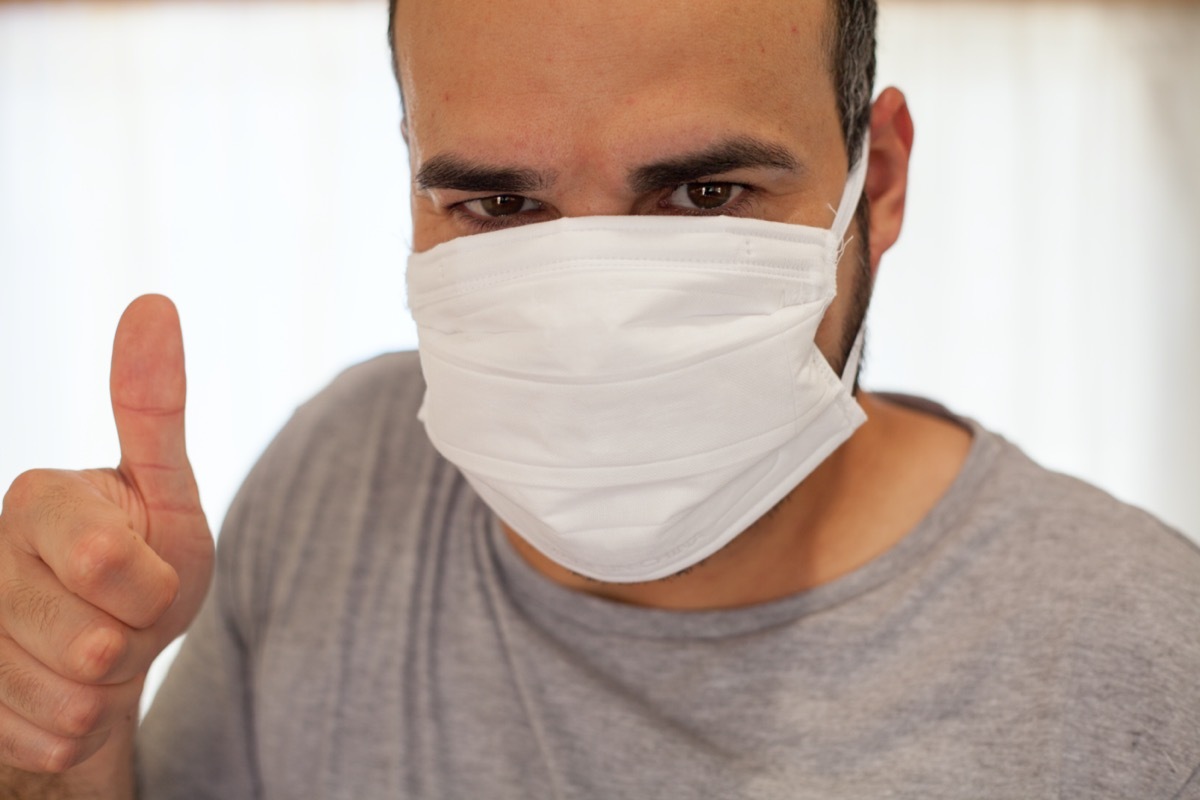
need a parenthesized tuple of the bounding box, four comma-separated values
(414, 136, 801, 196)
(629, 137, 801, 194)
(414, 154, 551, 194)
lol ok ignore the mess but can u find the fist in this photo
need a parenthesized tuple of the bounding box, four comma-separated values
(0, 296, 214, 773)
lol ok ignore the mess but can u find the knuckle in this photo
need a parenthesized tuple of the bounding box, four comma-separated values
(0, 471, 90, 554)
(145, 565, 181, 622)
(0, 725, 70, 775)
(40, 735, 82, 774)
(2, 469, 50, 512)
(52, 684, 106, 739)
(0, 655, 103, 740)
(66, 527, 133, 596)
(65, 623, 127, 684)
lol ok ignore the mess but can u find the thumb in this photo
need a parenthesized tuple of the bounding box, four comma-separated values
(110, 294, 203, 526)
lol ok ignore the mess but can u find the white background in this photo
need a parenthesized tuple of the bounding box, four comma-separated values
(1, 1, 1197, 706)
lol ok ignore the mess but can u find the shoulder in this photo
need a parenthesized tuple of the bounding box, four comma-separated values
(219, 349, 431, 523)
(957, 419, 1200, 643)
(308, 349, 425, 412)
(977, 431, 1200, 592)
(883, 394, 1200, 597)
(215, 351, 444, 616)
(284, 350, 426, 444)
(887, 394, 1200, 793)
(963, 427, 1200, 794)
(244, 350, 428, 484)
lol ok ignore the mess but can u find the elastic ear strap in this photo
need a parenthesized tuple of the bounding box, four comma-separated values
(830, 132, 871, 243)
(840, 325, 866, 389)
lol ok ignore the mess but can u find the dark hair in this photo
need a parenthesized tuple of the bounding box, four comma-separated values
(386, 1, 877, 164)
(829, 0, 877, 166)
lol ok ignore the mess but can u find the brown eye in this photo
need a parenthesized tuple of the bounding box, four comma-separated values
(668, 182, 746, 211)
(688, 183, 734, 209)
(458, 194, 547, 230)
(476, 195, 531, 217)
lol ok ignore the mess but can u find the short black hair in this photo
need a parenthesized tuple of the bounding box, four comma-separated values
(385, 0, 877, 165)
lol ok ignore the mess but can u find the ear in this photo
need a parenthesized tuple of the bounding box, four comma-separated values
(865, 87, 914, 276)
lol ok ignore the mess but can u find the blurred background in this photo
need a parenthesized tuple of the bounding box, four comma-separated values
(1, 0, 1198, 707)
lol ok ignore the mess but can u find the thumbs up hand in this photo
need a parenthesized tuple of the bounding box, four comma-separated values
(0, 295, 214, 778)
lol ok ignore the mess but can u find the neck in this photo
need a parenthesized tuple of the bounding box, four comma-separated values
(502, 392, 972, 610)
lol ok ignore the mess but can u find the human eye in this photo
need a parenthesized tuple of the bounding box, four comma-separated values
(663, 182, 748, 213)
(453, 194, 549, 231)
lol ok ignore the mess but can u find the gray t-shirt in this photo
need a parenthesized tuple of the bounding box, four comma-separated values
(137, 352, 1200, 799)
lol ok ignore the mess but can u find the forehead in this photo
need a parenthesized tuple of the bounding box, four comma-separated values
(394, 0, 840, 171)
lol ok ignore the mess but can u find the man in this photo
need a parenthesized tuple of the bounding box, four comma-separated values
(1, 0, 1198, 797)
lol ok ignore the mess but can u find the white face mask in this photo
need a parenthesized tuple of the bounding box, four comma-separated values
(407, 145, 869, 583)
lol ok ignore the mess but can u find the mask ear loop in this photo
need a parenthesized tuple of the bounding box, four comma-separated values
(840, 327, 866, 390)
(830, 131, 871, 244)
(831, 133, 871, 388)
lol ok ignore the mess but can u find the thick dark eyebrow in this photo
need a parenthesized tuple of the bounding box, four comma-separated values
(629, 137, 801, 194)
(414, 154, 551, 194)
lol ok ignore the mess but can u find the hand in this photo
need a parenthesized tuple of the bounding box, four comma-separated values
(0, 295, 215, 774)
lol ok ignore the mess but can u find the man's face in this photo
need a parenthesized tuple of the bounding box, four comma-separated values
(395, 0, 863, 368)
